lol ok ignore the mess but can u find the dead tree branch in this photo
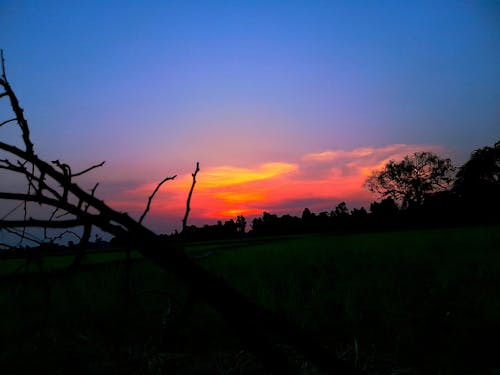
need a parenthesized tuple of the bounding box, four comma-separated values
(71, 161, 105, 177)
(0, 49, 6, 81)
(0, 118, 17, 127)
(3, 226, 44, 245)
(0, 50, 34, 155)
(182, 161, 199, 232)
(139, 175, 177, 224)
(0, 55, 362, 374)
(0, 218, 85, 229)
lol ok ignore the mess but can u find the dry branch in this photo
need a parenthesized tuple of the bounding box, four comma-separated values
(0, 50, 34, 155)
(0, 118, 17, 127)
(139, 174, 177, 224)
(182, 161, 199, 232)
(71, 161, 105, 177)
(0, 55, 362, 374)
(0, 218, 85, 229)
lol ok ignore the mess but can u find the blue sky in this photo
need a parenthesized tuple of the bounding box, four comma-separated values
(1, 0, 499, 233)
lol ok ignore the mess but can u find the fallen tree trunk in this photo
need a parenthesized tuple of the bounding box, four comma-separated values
(0, 51, 362, 374)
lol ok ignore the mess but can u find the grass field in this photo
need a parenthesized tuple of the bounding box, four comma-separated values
(1, 225, 499, 374)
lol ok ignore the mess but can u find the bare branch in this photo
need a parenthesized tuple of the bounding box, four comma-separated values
(0, 159, 61, 198)
(90, 183, 99, 195)
(0, 241, 16, 250)
(0, 141, 153, 239)
(0, 51, 34, 155)
(84, 183, 100, 213)
(18, 163, 37, 245)
(3, 226, 44, 245)
(0, 49, 6, 81)
(1, 201, 23, 220)
(1, 218, 85, 229)
(80, 222, 92, 245)
(49, 229, 81, 243)
(72, 161, 105, 177)
(182, 162, 200, 232)
(0, 118, 16, 127)
(139, 174, 177, 224)
(0, 58, 363, 374)
(51, 159, 72, 176)
(0, 192, 127, 237)
(55, 211, 72, 219)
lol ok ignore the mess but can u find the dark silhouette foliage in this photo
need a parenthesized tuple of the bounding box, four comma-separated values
(181, 142, 500, 239)
(453, 140, 500, 221)
(369, 198, 399, 219)
(365, 152, 455, 209)
(454, 141, 500, 195)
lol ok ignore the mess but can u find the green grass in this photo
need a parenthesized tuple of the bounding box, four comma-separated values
(198, 226, 500, 372)
(1, 225, 499, 374)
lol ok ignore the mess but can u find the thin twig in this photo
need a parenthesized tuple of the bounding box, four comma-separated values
(182, 162, 200, 232)
(48, 229, 81, 243)
(72, 161, 105, 177)
(84, 183, 100, 212)
(0, 51, 34, 155)
(0, 201, 23, 220)
(0, 241, 16, 250)
(139, 175, 177, 224)
(51, 159, 72, 176)
(1, 219, 85, 228)
(90, 183, 99, 195)
(0, 49, 6, 81)
(0, 159, 61, 198)
(0, 118, 16, 127)
(0, 192, 127, 237)
(3, 227, 43, 245)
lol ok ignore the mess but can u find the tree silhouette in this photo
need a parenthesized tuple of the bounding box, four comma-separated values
(453, 141, 499, 199)
(333, 201, 349, 217)
(370, 197, 399, 218)
(365, 152, 455, 209)
(453, 140, 500, 220)
(235, 215, 247, 233)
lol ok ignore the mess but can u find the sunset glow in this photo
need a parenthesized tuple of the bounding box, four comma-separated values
(105, 143, 446, 230)
(1, 1, 498, 233)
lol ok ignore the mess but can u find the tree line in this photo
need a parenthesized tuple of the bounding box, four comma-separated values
(180, 141, 499, 240)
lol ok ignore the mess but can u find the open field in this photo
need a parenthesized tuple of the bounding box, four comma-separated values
(1, 225, 499, 374)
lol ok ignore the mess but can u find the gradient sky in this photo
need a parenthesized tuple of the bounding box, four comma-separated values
(1, 1, 499, 234)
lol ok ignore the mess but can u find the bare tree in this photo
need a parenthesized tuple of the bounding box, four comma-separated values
(0, 51, 362, 374)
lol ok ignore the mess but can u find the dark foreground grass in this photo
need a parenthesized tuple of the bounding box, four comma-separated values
(199, 226, 500, 373)
(1, 225, 499, 374)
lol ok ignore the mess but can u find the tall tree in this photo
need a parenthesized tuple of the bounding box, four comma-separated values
(235, 215, 247, 233)
(365, 152, 455, 209)
(453, 141, 500, 199)
(453, 141, 500, 218)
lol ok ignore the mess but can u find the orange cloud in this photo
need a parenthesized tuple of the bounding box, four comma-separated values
(189, 162, 298, 188)
(107, 143, 447, 231)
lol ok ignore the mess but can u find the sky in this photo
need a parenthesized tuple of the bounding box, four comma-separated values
(0, 1, 499, 234)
